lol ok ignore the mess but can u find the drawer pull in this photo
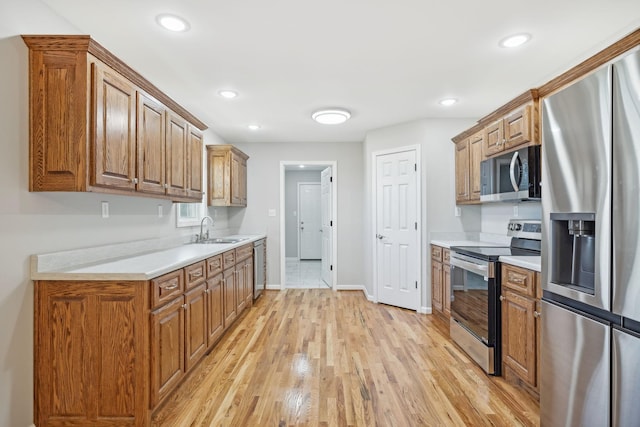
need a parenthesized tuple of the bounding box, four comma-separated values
(509, 274, 525, 284)
(161, 282, 179, 290)
(499, 295, 505, 301)
(191, 270, 203, 278)
(533, 311, 541, 318)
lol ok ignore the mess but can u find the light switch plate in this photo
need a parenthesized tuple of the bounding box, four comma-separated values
(158, 205, 163, 218)
(268, 208, 276, 217)
(454, 207, 461, 217)
(101, 201, 109, 218)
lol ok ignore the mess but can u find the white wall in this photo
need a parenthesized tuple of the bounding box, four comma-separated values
(284, 170, 321, 258)
(230, 141, 364, 287)
(363, 118, 481, 309)
(479, 201, 542, 234)
(0, 3, 230, 426)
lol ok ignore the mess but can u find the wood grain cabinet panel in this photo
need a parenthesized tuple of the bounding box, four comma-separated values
(207, 145, 249, 207)
(469, 131, 484, 201)
(484, 120, 504, 157)
(206, 254, 223, 278)
(432, 260, 443, 313)
(443, 249, 451, 317)
(455, 139, 470, 203)
(136, 92, 166, 195)
(502, 264, 536, 298)
(184, 260, 206, 290)
(150, 296, 185, 409)
(504, 105, 532, 150)
(206, 273, 225, 347)
(151, 270, 184, 309)
(223, 267, 237, 326)
(34, 280, 148, 427)
(245, 255, 254, 307)
(502, 289, 537, 386)
(236, 260, 247, 314)
(184, 284, 207, 371)
(22, 35, 206, 203)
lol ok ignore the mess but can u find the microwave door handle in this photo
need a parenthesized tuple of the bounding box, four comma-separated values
(509, 151, 520, 191)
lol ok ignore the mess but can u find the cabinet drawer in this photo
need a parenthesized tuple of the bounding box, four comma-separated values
(185, 261, 206, 290)
(206, 254, 223, 278)
(502, 264, 536, 297)
(431, 245, 443, 262)
(236, 244, 253, 262)
(223, 250, 236, 270)
(151, 269, 184, 309)
(443, 248, 450, 265)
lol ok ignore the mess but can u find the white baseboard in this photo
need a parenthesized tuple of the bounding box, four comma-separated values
(419, 306, 432, 314)
(266, 284, 282, 290)
(334, 284, 375, 302)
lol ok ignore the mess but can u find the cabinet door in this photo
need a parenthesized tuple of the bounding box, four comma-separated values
(504, 105, 532, 150)
(184, 284, 207, 371)
(91, 62, 136, 190)
(455, 139, 470, 203)
(443, 264, 451, 317)
(137, 92, 166, 195)
(431, 261, 443, 313)
(484, 120, 504, 157)
(34, 281, 147, 426)
(469, 131, 484, 201)
(150, 296, 184, 408)
(207, 148, 229, 206)
(166, 111, 188, 198)
(223, 268, 237, 327)
(502, 290, 537, 387)
(230, 152, 247, 206)
(206, 273, 224, 347)
(245, 256, 254, 307)
(186, 126, 204, 200)
(236, 259, 246, 314)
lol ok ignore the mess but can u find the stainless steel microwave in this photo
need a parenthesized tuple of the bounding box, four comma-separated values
(480, 145, 541, 202)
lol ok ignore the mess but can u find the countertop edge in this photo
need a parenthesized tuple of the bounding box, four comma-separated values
(498, 255, 541, 272)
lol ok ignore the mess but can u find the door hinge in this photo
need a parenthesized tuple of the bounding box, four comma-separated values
(415, 281, 418, 289)
(330, 176, 333, 182)
(330, 220, 333, 226)
(414, 163, 417, 172)
(330, 265, 333, 271)
(415, 222, 417, 230)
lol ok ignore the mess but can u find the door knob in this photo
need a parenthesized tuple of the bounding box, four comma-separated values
(376, 234, 386, 240)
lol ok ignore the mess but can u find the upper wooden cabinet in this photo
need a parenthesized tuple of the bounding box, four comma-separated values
(207, 145, 249, 207)
(484, 104, 534, 157)
(454, 130, 484, 204)
(22, 35, 207, 203)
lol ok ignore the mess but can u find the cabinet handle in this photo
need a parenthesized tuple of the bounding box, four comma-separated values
(182, 304, 187, 310)
(161, 282, 179, 290)
(191, 270, 203, 278)
(164, 183, 169, 189)
(499, 295, 505, 301)
(509, 275, 525, 284)
(534, 311, 541, 318)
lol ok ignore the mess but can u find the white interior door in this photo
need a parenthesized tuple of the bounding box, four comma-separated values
(299, 183, 322, 259)
(376, 150, 419, 310)
(321, 167, 333, 286)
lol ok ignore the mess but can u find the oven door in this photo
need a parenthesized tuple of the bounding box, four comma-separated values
(449, 253, 496, 346)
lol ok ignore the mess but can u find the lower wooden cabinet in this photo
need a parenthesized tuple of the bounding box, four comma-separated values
(500, 264, 540, 398)
(431, 244, 451, 318)
(150, 296, 185, 409)
(34, 241, 264, 426)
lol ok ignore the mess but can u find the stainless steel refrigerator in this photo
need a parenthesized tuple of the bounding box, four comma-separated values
(541, 47, 640, 427)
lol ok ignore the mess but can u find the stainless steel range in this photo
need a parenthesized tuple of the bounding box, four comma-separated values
(449, 219, 541, 375)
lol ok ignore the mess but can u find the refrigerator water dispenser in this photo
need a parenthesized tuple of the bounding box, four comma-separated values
(550, 213, 596, 294)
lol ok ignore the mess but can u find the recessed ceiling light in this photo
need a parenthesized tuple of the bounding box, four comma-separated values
(312, 108, 351, 125)
(499, 33, 531, 48)
(218, 90, 238, 99)
(156, 14, 190, 32)
(439, 98, 458, 106)
(299, 165, 305, 168)
(248, 124, 261, 131)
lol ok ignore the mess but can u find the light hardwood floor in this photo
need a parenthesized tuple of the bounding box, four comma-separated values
(152, 289, 540, 426)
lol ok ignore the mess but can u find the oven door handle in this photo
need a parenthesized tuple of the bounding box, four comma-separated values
(450, 257, 489, 279)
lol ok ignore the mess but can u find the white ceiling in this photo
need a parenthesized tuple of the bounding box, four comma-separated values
(42, 0, 640, 144)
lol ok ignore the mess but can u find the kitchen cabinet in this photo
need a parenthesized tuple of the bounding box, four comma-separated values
(22, 35, 207, 203)
(207, 145, 249, 207)
(34, 242, 260, 426)
(484, 104, 533, 157)
(500, 263, 540, 398)
(431, 245, 450, 317)
(454, 131, 483, 205)
(187, 127, 204, 199)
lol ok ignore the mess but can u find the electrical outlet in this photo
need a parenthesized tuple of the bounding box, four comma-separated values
(101, 201, 109, 218)
(454, 207, 461, 217)
(158, 205, 163, 218)
(513, 205, 519, 217)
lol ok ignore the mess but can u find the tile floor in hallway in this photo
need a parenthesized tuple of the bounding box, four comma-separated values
(285, 258, 330, 288)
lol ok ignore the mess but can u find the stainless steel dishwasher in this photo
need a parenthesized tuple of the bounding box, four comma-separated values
(253, 239, 265, 299)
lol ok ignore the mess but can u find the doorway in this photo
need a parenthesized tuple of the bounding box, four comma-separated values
(280, 161, 337, 290)
(372, 146, 421, 311)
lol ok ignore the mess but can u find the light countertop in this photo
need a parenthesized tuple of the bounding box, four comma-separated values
(499, 255, 541, 272)
(31, 234, 266, 281)
(429, 239, 506, 249)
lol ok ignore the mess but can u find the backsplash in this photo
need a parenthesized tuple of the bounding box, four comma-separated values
(480, 201, 542, 235)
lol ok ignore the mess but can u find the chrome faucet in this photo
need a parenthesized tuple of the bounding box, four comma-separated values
(198, 216, 214, 242)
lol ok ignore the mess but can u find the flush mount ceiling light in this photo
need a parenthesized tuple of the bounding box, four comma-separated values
(299, 165, 305, 168)
(499, 33, 531, 48)
(218, 90, 238, 99)
(439, 98, 458, 106)
(156, 14, 190, 32)
(248, 124, 261, 131)
(311, 108, 351, 125)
